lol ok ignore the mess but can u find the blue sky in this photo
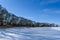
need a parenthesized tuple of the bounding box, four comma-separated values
(0, 0, 60, 25)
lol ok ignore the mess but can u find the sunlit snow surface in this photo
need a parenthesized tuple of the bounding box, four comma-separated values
(0, 27, 60, 40)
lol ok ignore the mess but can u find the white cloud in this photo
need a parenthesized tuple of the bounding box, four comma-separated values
(40, 9, 60, 14)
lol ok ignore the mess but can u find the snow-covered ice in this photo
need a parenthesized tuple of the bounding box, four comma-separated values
(0, 27, 60, 40)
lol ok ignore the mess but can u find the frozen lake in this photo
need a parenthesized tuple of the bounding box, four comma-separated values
(0, 27, 60, 40)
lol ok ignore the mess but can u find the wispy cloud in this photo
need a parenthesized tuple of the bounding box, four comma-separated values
(39, 9, 60, 22)
(40, 9, 60, 14)
(40, 0, 60, 5)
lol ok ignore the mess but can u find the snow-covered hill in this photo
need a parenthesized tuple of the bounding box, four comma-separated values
(0, 5, 59, 27)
